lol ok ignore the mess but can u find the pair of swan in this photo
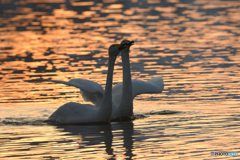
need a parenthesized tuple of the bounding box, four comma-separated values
(45, 40, 164, 124)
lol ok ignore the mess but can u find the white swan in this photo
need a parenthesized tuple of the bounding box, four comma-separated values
(111, 40, 164, 120)
(45, 44, 124, 124)
(45, 40, 164, 121)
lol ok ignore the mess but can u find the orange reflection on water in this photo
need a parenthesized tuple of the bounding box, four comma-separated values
(0, 0, 240, 158)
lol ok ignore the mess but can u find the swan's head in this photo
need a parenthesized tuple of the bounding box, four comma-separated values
(120, 39, 134, 47)
(108, 44, 124, 57)
(119, 40, 134, 54)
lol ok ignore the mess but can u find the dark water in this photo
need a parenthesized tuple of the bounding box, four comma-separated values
(0, 0, 240, 159)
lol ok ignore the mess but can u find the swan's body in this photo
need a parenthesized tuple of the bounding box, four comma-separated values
(45, 40, 164, 121)
(45, 44, 123, 124)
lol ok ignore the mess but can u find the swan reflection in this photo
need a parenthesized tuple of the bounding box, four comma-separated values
(113, 122, 134, 159)
(56, 122, 134, 159)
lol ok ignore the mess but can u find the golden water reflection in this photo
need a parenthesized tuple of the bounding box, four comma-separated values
(0, 0, 240, 159)
(0, 113, 239, 159)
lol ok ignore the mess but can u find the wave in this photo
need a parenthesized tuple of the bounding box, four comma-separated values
(0, 110, 182, 126)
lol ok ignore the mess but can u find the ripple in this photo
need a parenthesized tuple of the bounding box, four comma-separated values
(1, 0, 240, 159)
(0, 118, 46, 126)
(0, 110, 182, 126)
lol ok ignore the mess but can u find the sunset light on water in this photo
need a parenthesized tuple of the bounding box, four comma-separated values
(0, 0, 240, 159)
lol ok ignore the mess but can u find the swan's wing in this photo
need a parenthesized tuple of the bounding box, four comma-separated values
(112, 76, 164, 107)
(112, 82, 123, 109)
(45, 79, 104, 107)
(132, 76, 164, 98)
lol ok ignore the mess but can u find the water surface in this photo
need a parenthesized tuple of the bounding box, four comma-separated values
(0, 0, 240, 159)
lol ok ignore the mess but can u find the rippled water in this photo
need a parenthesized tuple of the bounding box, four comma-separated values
(0, 0, 240, 159)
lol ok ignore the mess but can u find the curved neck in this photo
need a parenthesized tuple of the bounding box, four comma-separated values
(98, 57, 116, 120)
(120, 50, 133, 105)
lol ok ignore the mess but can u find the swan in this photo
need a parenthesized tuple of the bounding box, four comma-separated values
(111, 40, 164, 120)
(44, 44, 125, 124)
(45, 40, 164, 121)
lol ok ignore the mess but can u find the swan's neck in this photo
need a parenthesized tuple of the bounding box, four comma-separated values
(119, 51, 133, 117)
(98, 57, 115, 121)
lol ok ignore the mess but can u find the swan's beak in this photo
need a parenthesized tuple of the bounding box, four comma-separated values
(120, 40, 134, 51)
(116, 44, 128, 51)
(114, 44, 121, 48)
(123, 40, 134, 46)
(115, 40, 134, 51)
(114, 44, 124, 51)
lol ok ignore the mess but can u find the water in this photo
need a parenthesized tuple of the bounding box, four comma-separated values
(0, 0, 240, 159)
